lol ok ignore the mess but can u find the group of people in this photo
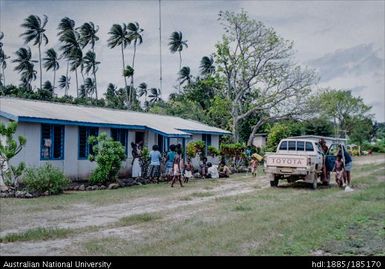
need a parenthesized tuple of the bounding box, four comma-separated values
(132, 143, 233, 188)
(319, 139, 353, 188)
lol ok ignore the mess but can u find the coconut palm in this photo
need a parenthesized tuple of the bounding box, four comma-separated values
(78, 22, 99, 98)
(84, 77, 96, 98)
(148, 88, 161, 104)
(43, 48, 60, 91)
(83, 51, 100, 99)
(58, 75, 70, 95)
(20, 15, 49, 90)
(78, 22, 99, 50)
(200, 56, 215, 76)
(178, 66, 192, 86)
(12, 47, 37, 89)
(108, 24, 131, 107)
(126, 22, 143, 99)
(137, 82, 148, 98)
(168, 31, 188, 71)
(0, 32, 10, 86)
(39, 80, 53, 99)
(59, 29, 83, 96)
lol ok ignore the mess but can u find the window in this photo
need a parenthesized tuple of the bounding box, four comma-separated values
(41, 124, 64, 160)
(279, 141, 288, 150)
(135, 132, 145, 145)
(158, 134, 165, 153)
(306, 142, 314, 152)
(79, 127, 98, 159)
(111, 128, 128, 153)
(202, 134, 212, 147)
(288, 141, 296, 151)
(297, 141, 305, 151)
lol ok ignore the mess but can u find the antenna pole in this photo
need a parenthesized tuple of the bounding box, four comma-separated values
(159, 0, 163, 93)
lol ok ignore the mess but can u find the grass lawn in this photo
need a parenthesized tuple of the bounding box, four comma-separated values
(0, 156, 384, 256)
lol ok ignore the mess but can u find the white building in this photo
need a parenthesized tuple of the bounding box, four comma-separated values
(0, 97, 230, 179)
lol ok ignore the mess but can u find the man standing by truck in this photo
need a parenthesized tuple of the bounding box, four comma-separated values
(319, 139, 330, 184)
(338, 145, 353, 187)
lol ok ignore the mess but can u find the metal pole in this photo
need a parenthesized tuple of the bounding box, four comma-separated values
(159, 0, 163, 93)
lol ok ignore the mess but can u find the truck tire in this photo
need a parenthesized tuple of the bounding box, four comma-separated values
(270, 175, 279, 187)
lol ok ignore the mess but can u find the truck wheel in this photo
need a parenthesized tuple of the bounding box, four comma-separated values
(270, 175, 279, 187)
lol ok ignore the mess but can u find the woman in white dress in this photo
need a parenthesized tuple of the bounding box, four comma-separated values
(131, 143, 142, 178)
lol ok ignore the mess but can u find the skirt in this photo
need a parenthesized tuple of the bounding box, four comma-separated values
(132, 158, 141, 178)
(147, 164, 161, 178)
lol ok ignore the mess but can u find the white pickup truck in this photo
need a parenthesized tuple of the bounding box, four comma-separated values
(264, 139, 324, 189)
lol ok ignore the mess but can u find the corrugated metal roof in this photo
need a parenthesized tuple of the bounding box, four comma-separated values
(0, 97, 231, 137)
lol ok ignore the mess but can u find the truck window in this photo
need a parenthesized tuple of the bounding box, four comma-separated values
(297, 141, 304, 151)
(288, 141, 296, 151)
(279, 141, 288, 150)
(306, 142, 314, 151)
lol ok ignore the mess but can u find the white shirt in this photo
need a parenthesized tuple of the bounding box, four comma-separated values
(208, 165, 219, 179)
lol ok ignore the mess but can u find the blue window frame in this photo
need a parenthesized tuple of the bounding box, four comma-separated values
(41, 124, 65, 160)
(111, 128, 128, 154)
(202, 134, 212, 155)
(79, 127, 99, 159)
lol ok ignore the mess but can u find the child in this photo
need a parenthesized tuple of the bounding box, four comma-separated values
(207, 162, 219, 179)
(171, 149, 184, 187)
(250, 156, 259, 177)
(333, 154, 345, 188)
(148, 145, 161, 183)
(184, 158, 193, 183)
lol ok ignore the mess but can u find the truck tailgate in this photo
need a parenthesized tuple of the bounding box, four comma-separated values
(265, 154, 307, 168)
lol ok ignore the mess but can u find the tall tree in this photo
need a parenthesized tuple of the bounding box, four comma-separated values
(78, 22, 99, 98)
(20, 14, 48, 90)
(58, 75, 70, 95)
(313, 89, 372, 137)
(178, 66, 192, 86)
(43, 48, 60, 91)
(12, 47, 37, 90)
(83, 51, 100, 99)
(137, 82, 148, 99)
(148, 88, 162, 104)
(199, 56, 215, 76)
(168, 31, 188, 72)
(108, 24, 131, 108)
(0, 32, 10, 87)
(127, 21, 143, 101)
(215, 10, 317, 144)
(84, 77, 96, 98)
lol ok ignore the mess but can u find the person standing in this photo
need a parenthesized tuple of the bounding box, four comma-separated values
(171, 148, 184, 187)
(148, 145, 162, 183)
(319, 139, 330, 184)
(338, 145, 353, 187)
(165, 144, 176, 182)
(131, 142, 142, 178)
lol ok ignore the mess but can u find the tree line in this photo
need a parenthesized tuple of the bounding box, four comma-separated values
(0, 10, 381, 148)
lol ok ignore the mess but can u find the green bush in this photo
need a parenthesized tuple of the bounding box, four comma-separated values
(220, 143, 246, 157)
(207, 146, 220, 157)
(186, 141, 206, 158)
(88, 132, 126, 184)
(23, 164, 70, 195)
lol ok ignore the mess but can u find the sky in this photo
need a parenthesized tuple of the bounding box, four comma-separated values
(1, 0, 384, 121)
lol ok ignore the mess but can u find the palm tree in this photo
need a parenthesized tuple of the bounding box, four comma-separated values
(148, 88, 161, 104)
(0, 32, 10, 87)
(78, 22, 99, 98)
(168, 31, 188, 71)
(127, 22, 143, 99)
(137, 82, 148, 99)
(78, 22, 99, 50)
(84, 77, 96, 98)
(200, 56, 215, 76)
(108, 24, 131, 107)
(20, 15, 49, 90)
(178, 66, 192, 86)
(12, 47, 37, 90)
(58, 75, 70, 95)
(83, 51, 100, 99)
(59, 29, 83, 96)
(43, 48, 60, 91)
(40, 80, 53, 99)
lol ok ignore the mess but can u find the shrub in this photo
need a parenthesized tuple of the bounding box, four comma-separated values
(23, 164, 70, 195)
(88, 132, 126, 184)
(220, 143, 246, 157)
(207, 146, 220, 157)
(186, 141, 206, 158)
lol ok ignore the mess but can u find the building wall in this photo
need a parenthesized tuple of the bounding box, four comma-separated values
(5, 119, 223, 179)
